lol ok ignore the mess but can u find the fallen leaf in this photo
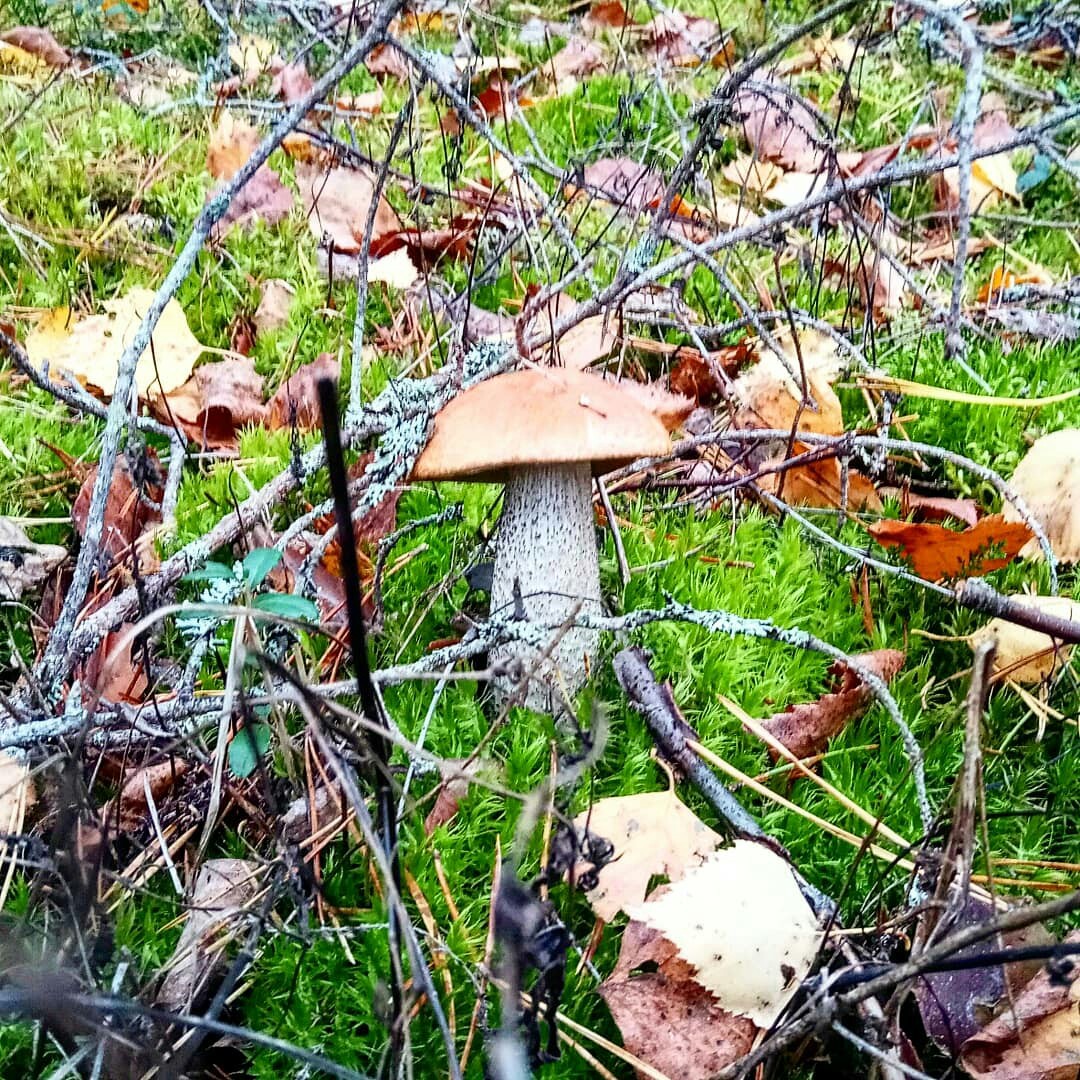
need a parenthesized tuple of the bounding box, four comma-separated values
(572, 789, 723, 921)
(368, 247, 420, 288)
(0, 519, 66, 601)
(977, 264, 1054, 305)
(583, 0, 636, 30)
(156, 859, 260, 1011)
(0, 753, 33, 844)
(117, 59, 196, 111)
(574, 157, 666, 212)
(366, 42, 411, 81)
(296, 161, 401, 254)
(424, 758, 491, 834)
(759, 455, 882, 512)
(228, 34, 276, 83)
(80, 622, 149, 705)
(547, 37, 606, 85)
(720, 153, 785, 196)
(962, 931, 1080, 1080)
(336, 88, 384, 116)
(271, 59, 313, 102)
(212, 165, 294, 238)
(757, 649, 905, 759)
(897, 489, 980, 528)
(153, 358, 267, 450)
(970, 594, 1080, 683)
(267, 353, 340, 431)
(917, 896, 1053, 1056)
(599, 914, 756, 1079)
(72, 450, 163, 569)
(25, 289, 206, 400)
(207, 113, 260, 181)
(642, 10, 718, 65)
(630, 841, 821, 1026)
(1002, 429, 1080, 562)
(777, 31, 856, 75)
(0, 27, 70, 68)
(868, 515, 1034, 581)
(254, 279, 295, 333)
(101, 760, 190, 834)
(939, 153, 1019, 212)
(735, 78, 824, 171)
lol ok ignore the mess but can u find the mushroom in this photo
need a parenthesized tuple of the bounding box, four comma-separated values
(413, 368, 678, 710)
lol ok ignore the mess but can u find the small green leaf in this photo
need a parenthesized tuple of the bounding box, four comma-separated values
(242, 547, 283, 589)
(228, 723, 272, 779)
(253, 593, 319, 621)
(183, 561, 236, 583)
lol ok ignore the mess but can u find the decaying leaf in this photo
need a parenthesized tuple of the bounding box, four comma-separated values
(254, 279, 295, 333)
(156, 859, 259, 1011)
(962, 931, 1080, 1080)
(574, 157, 666, 212)
(572, 789, 723, 921)
(916, 896, 1053, 1056)
(1003, 429, 1080, 563)
(366, 42, 411, 81)
(547, 37, 606, 86)
(267, 353, 340, 431)
(26, 289, 206, 400)
(271, 59, 313, 103)
(869, 515, 1034, 581)
(757, 649, 905, 759)
(631, 841, 821, 1026)
(153, 357, 267, 449)
(212, 165, 294, 238)
(0, 519, 66, 601)
(599, 914, 756, 1079)
(101, 759, 190, 835)
(207, 113, 260, 180)
(0, 27, 70, 68)
(642, 10, 719, 65)
(296, 161, 401, 254)
(735, 79, 824, 172)
(71, 451, 164, 570)
(970, 594, 1079, 683)
(424, 757, 494, 834)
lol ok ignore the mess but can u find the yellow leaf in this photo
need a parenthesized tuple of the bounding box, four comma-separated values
(228, 34, 276, 81)
(26, 288, 206, 400)
(973, 152, 1018, 199)
(0, 40, 47, 77)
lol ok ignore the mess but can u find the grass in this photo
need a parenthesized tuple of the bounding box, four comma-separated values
(1, 0, 1079, 1075)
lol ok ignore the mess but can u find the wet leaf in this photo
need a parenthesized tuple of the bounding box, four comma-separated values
(80, 623, 149, 704)
(868, 515, 1034, 581)
(630, 841, 821, 1026)
(1003, 429, 1080, 563)
(571, 789, 724, 921)
(642, 10, 719, 65)
(757, 649, 905, 759)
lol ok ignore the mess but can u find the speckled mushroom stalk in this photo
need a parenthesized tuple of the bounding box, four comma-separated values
(490, 462, 602, 710)
(411, 368, 681, 713)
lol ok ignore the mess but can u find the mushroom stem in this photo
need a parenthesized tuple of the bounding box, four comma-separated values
(491, 462, 602, 709)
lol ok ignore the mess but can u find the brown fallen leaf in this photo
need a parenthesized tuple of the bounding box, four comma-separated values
(153, 357, 267, 450)
(573, 157, 666, 212)
(756, 649, 905, 760)
(735, 78, 824, 171)
(897, 489, 980, 528)
(156, 859, 260, 1012)
(212, 165, 294, 239)
(424, 758, 495, 834)
(977, 264, 1054, 304)
(599, 914, 756, 1080)
(583, 0, 637, 31)
(72, 451, 164, 569)
(100, 759, 190, 835)
(0, 27, 70, 68)
(80, 622, 149, 705)
(642, 10, 719, 65)
(868, 515, 1034, 581)
(0, 519, 66, 601)
(206, 113, 260, 181)
(571, 789, 723, 921)
(668, 340, 752, 406)
(1002, 429, 1080, 563)
(962, 931, 1080, 1080)
(270, 59, 313, 102)
(267, 353, 340, 431)
(366, 42, 411, 81)
(296, 161, 401, 254)
(547, 37, 606, 85)
(254, 279, 296, 333)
